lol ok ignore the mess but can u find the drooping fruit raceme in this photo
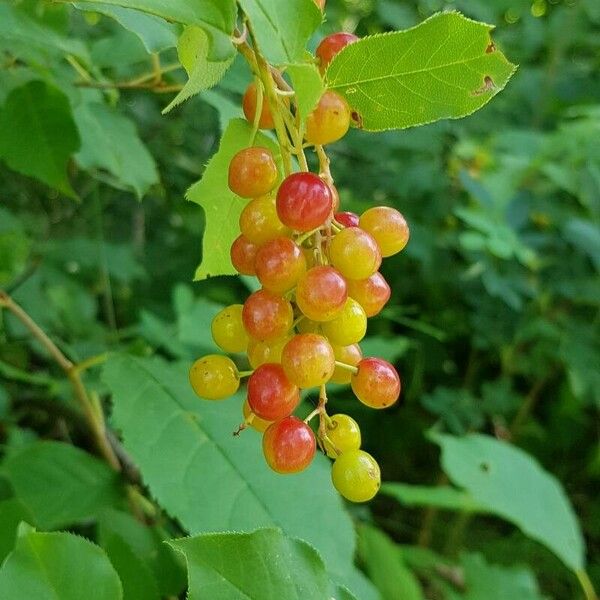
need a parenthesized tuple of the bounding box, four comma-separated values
(189, 15, 411, 504)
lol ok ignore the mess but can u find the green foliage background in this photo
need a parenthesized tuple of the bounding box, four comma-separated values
(0, 0, 598, 598)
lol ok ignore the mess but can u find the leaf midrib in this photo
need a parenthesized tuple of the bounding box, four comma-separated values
(329, 53, 500, 89)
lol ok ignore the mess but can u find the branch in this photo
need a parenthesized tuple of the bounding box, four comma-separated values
(0, 289, 121, 471)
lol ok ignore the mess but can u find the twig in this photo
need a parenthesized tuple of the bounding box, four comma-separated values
(0, 289, 121, 471)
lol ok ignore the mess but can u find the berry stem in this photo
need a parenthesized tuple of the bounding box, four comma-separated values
(295, 226, 322, 245)
(238, 369, 255, 378)
(249, 76, 264, 144)
(334, 360, 359, 374)
(315, 144, 333, 185)
(242, 17, 293, 176)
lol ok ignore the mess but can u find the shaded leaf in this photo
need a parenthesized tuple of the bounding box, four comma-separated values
(98, 509, 186, 598)
(0, 500, 33, 563)
(74, 2, 178, 53)
(431, 432, 586, 572)
(74, 102, 159, 199)
(461, 552, 544, 600)
(68, 0, 236, 61)
(0, 81, 80, 197)
(381, 483, 481, 511)
(1, 441, 123, 529)
(358, 525, 423, 600)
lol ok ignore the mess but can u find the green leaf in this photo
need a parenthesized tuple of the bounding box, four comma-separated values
(170, 528, 330, 599)
(102, 354, 356, 581)
(202, 90, 243, 131)
(1, 441, 123, 529)
(357, 525, 424, 600)
(74, 2, 178, 53)
(431, 432, 586, 572)
(187, 118, 281, 280)
(0, 500, 33, 563)
(0, 526, 123, 600)
(162, 25, 234, 114)
(359, 335, 410, 363)
(0, 81, 80, 198)
(98, 509, 186, 598)
(74, 102, 158, 198)
(238, 0, 322, 64)
(327, 11, 516, 131)
(68, 0, 237, 61)
(286, 63, 324, 120)
(0, 3, 88, 62)
(380, 483, 482, 511)
(460, 552, 544, 600)
(99, 530, 160, 600)
(0, 207, 31, 287)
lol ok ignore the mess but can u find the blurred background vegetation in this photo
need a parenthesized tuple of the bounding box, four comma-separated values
(0, 0, 598, 598)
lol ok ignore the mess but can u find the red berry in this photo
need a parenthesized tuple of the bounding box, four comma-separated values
(335, 211, 359, 228)
(242, 82, 274, 129)
(228, 147, 278, 198)
(351, 357, 401, 409)
(242, 289, 293, 341)
(346, 272, 391, 317)
(230, 235, 258, 275)
(276, 173, 333, 232)
(263, 416, 316, 474)
(247, 363, 299, 421)
(316, 32, 359, 72)
(255, 237, 307, 294)
(295, 265, 347, 322)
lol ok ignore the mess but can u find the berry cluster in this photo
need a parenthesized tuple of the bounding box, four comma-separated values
(189, 27, 409, 503)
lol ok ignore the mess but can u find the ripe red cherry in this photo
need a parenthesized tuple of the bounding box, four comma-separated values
(247, 363, 299, 421)
(351, 357, 401, 409)
(242, 289, 293, 341)
(335, 211, 359, 228)
(228, 147, 278, 198)
(242, 82, 274, 129)
(276, 172, 333, 232)
(263, 416, 316, 474)
(295, 265, 347, 321)
(316, 32, 359, 72)
(230, 235, 258, 275)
